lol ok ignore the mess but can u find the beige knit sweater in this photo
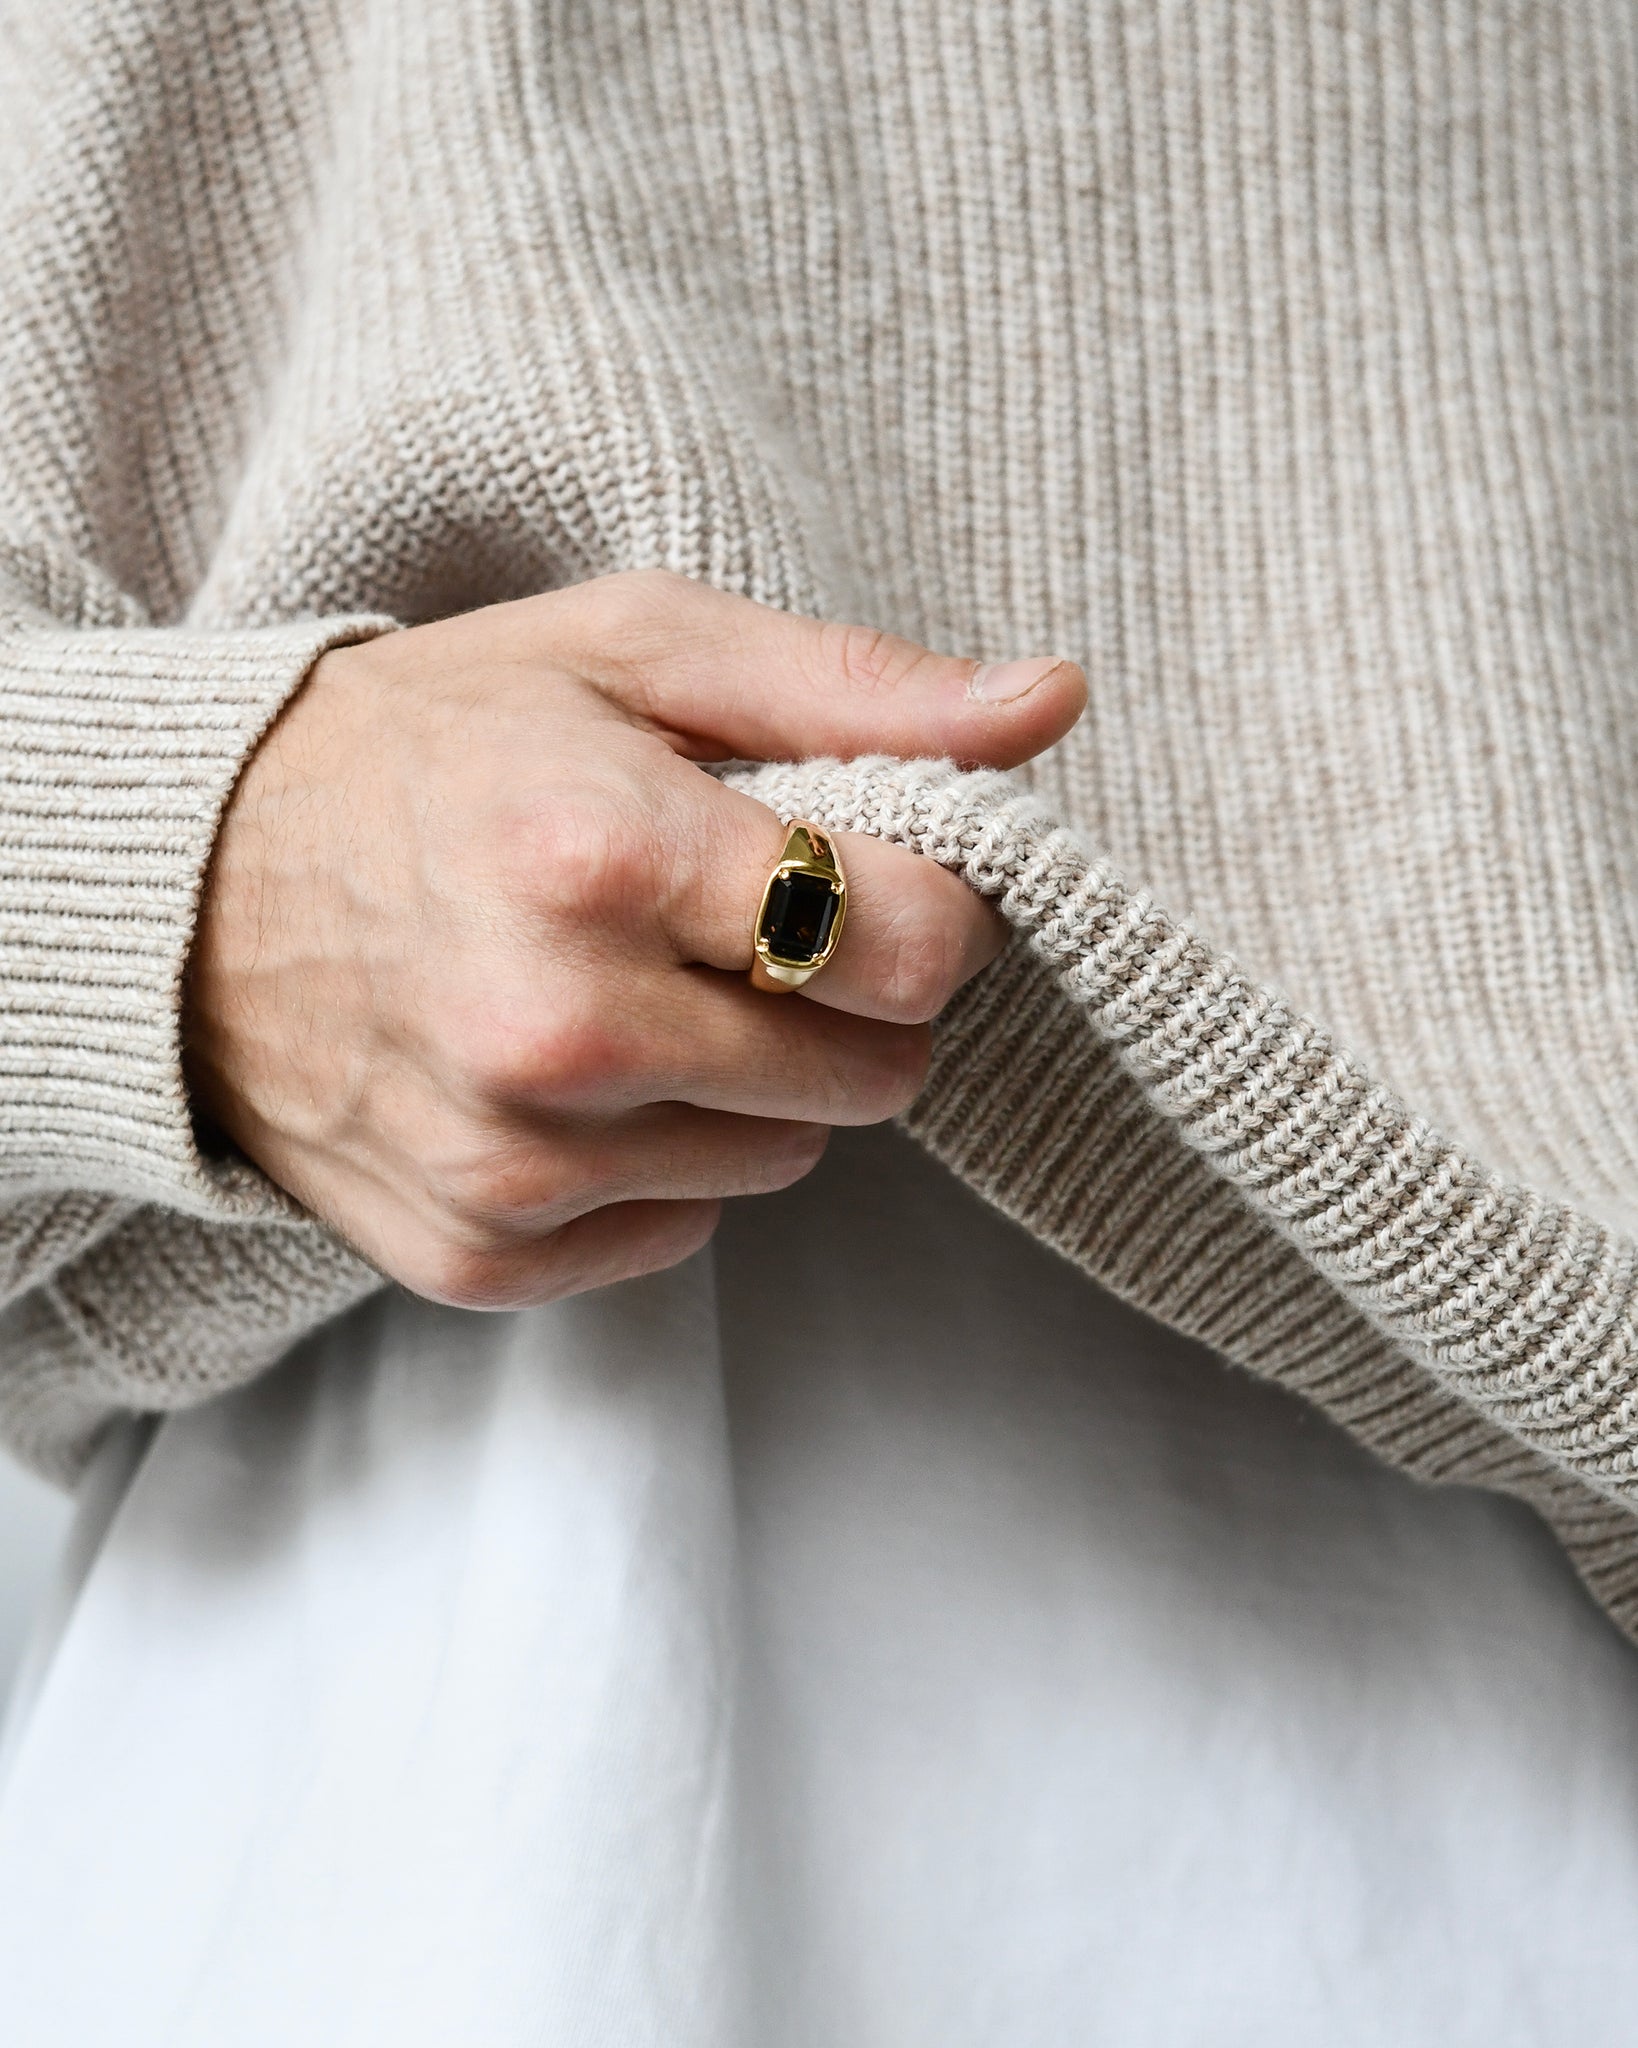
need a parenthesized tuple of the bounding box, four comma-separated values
(5, 0, 1638, 1630)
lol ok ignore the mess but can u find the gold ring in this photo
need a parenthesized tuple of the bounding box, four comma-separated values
(749, 820, 847, 993)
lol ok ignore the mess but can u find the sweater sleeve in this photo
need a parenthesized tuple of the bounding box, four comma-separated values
(0, 0, 415, 1474)
(0, 575, 394, 1477)
(0, 595, 394, 1214)
(0, 3, 408, 1474)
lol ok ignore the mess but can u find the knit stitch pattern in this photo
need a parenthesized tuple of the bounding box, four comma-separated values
(4, 0, 1638, 1629)
(732, 757, 1638, 1632)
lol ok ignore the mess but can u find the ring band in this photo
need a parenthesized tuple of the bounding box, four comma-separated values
(749, 820, 847, 993)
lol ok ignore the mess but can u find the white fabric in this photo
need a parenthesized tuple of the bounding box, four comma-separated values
(1, 1124, 1637, 2044)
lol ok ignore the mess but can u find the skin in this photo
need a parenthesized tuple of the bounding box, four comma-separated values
(184, 570, 1086, 1310)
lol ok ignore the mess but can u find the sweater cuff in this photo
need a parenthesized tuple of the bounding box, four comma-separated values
(0, 613, 397, 1217)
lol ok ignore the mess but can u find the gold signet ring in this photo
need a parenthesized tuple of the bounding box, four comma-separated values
(749, 820, 848, 994)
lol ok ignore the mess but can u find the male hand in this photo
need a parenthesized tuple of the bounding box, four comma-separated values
(185, 571, 1085, 1308)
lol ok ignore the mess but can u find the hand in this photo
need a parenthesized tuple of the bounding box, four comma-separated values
(184, 571, 1085, 1308)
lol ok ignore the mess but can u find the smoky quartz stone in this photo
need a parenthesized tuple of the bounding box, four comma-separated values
(759, 869, 841, 965)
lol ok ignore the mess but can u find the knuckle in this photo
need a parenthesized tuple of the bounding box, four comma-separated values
(821, 620, 946, 697)
(878, 916, 968, 1025)
(625, 1201, 722, 1277)
(417, 1238, 532, 1312)
(824, 621, 902, 696)
(553, 1200, 720, 1296)
(506, 786, 654, 927)
(828, 1023, 931, 1122)
(459, 1019, 537, 1105)
(445, 1138, 575, 1229)
(876, 1025, 934, 1112)
(762, 1122, 831, 1190)
(603, 566, 693, 619)
(532, 1008, 635, 1102)
(464, 1001, 634, 1106)
(582, 568, 701, 669)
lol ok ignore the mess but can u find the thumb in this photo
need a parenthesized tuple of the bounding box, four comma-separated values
(550, 570, 1087, 768)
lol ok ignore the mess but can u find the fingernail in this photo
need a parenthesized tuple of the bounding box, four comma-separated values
(966, 656, 1070, 703)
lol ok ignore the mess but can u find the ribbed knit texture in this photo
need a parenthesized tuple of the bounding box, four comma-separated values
(4, 1, 1638, 1627)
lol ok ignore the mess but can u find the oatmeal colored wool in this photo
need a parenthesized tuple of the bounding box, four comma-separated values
(4, 1, 1638, 1626)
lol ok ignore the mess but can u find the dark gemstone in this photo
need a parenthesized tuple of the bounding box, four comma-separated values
(759, 869, 841, 964)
